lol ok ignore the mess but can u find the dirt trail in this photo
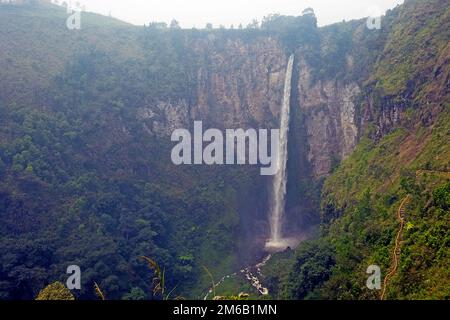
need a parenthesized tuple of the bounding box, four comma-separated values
(415, 170, 450, 178)
(380, 170, 448, 299)
(381, 196, 411, 300)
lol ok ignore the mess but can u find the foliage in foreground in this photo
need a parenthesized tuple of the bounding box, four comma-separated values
(36, 282, 75, 301)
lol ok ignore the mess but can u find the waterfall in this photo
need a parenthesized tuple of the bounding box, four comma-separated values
(266, 54, 295, 252)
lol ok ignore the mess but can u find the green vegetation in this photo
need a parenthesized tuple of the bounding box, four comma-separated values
(0, 0, 448, 301)
(0, 2, 264, 300)
(265, 107, 450, 300)
(261, 9, 319, 52)
(371, 0, 450, 97)
(262, 0, 450, 300)
(36, 282, 75, 300)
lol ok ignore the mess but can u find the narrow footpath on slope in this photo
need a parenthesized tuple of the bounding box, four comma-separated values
(381, 170, 449, 299)
(381, 195, 411, 300)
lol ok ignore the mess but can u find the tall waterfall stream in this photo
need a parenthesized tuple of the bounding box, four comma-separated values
(203, 55, 297, 299)
(265, 54, 299, 252)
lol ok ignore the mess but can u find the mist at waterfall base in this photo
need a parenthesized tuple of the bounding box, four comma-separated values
(265, 54, 301, 253)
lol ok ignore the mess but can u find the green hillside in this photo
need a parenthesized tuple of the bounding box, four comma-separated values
(0, 2, 261, 300)
(263, 0, 449, 300)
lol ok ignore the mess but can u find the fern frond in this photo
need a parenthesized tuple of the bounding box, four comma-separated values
(94, 282, 106, 300)
(140, 256, 161, 277)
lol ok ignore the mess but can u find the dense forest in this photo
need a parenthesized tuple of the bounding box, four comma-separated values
(0, 1, 264, 299)
(263, 0, 450, 300)
(0, 0, 448, 300)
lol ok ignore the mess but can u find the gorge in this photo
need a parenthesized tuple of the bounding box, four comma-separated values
(0, 0, 448, 300)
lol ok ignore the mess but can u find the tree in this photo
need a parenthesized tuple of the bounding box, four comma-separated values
(287, 241, 335, 299)
(261, 13, 281, 28)
(302, 7, 315, 17)
(205, 23, 213, 30)
(400, 169, 419, 195)
(356, 188, 372, 219)
(36, 282, 75, 300)
(170, 19, 181, 29)
(122, 287, 147, 300)
(0, 157, 5, 176)
(247, 19, 259, 29)
(433, 182, 450, 210)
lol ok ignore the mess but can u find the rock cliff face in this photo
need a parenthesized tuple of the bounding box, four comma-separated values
(191, 37, 287, 129)
(136, 37, 288, 133)
(139, 37, 364, 180)
(0, 3, 367, 182)
(296, 58, 360, 177)
(360, 94, 408, 140)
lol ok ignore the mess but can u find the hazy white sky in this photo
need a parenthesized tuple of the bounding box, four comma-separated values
(70, 0, 404, 28)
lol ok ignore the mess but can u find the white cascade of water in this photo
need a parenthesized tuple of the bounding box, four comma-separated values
(202, 57, 296, 297)
(265, 54, 297, 252)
